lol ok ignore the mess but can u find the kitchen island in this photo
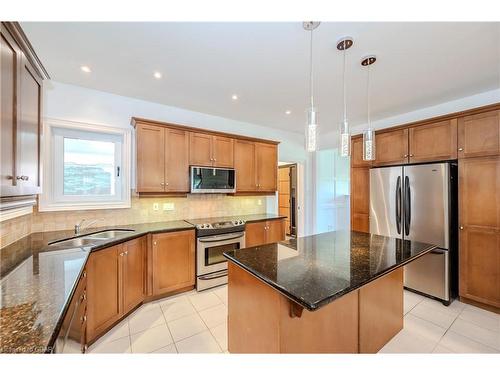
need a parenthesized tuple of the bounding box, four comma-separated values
(223, 230, 437, 353)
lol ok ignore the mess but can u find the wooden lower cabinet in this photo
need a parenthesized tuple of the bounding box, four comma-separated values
(245, 219, 285, 247)
(86, 245, 121, 342)
(459, 226, 500, 308)
(152, 230, 195, 296)
(122, 237, 146, 313)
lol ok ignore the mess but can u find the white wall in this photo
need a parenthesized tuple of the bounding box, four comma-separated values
(43, 81, 317, 233)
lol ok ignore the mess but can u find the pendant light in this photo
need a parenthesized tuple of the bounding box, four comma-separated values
(303, 21, 320, 152)
(361, 55, 377, 161)
(337, 37, 354, 157)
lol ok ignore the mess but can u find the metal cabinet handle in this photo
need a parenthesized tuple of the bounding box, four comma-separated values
(403, 154, 408, 158)
(119, 252, 124, 256)
(81, 315, 87, 323)
(409, 154, 414, 157)
(458, 148, 463, 151)
(16, 175, 29, 181)
(82, 271, 87, 278)
(460, 226, 464, 230)
(124, 251, 128, 255)
(165, 182, 169, 186)
(160, 182, 165, 186)
(153, 241, 157, 246)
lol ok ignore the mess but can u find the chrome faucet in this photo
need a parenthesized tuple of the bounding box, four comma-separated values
(74, 219, 102, 235)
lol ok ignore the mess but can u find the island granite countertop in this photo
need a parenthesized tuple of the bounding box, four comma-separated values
(224, 230, 437, 311)
(0, 220, 194, 353)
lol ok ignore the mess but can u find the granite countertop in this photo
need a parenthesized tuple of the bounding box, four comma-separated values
(0, 220, 194, 353)
(224, 231, 437, 311)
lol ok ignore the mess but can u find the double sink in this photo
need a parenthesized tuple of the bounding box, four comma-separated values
(49, 229, 135, 248)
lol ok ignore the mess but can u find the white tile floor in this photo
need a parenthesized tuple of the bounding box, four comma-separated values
(88, 286, 499, 354)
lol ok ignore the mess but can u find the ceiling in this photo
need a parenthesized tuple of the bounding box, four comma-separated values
(22, 22, 500, 134)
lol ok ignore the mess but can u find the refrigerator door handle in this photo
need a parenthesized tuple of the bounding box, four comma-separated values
(396, 176, 402, 234)
(404, 175, 411, 236)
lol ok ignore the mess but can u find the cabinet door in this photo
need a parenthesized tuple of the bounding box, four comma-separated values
(245, 221, 267, 247)
(165, 128, 189, 192)
(408, 119, 457, 163)
(351, 167, 370, 233)
(213, 136, 234, 167)
(234, 140, 257, 192)
(122, 237, 146, 313)
(256, 143, 277, 191)
(459, 156, 500, 229)
(136, 124, 165, 192)
(189, 132, 213, 167)
(17, 57, 42, 193)
(152, 230, 195, 295)
(0, 25, 21, 195)
(266, 219, 285, 243)
(87, 245, 121, 341)
(373, 129, 409, 166)
(459, 227, 500, 307)
(458, 110, 500, 158)
(351, 136, 372, 168)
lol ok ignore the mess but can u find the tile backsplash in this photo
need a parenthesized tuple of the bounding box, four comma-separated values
(1, 194, 270, 248)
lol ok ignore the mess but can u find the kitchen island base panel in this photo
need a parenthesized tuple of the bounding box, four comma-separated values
(227, 262, 404, 353)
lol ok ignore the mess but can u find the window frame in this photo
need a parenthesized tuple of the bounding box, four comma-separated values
(40, 118, 131, 212)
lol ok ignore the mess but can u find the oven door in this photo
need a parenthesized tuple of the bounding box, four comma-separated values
(197, 232, 245, 276)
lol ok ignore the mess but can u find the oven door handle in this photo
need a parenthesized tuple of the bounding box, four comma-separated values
(198, 233, 245, 243)
(198, 270, 228, 280)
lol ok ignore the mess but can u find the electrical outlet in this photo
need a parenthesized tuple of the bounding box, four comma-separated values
(163, 203, 174, 211)
(153, 203, 159, 211)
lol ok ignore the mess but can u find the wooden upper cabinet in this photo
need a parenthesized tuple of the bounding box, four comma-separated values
(234, 140, 257, 192)
(1, 23, 43, 196)
(17, 58, 42, 192)
(165, 129, 189, 192)
(189, 132, 213, 167)
(121, 237, 146, 313)
(213, 136, 234, 167)
(458, 110, 500, 158)
(255, 142, 277, 192)
(152, 230, 195, 296)
(351, 136, 372, 167)
(408, 119, 457, 163)
(136, 124, 165, 192)
(374, 128, 409, 166)
(87, 245, 121, 341)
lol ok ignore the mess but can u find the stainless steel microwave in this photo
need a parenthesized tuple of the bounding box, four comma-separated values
(190, 166, 236, 193)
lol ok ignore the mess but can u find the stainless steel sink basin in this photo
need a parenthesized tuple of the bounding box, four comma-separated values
(49, 229, 135, 247)
(84, 229, 135, 239)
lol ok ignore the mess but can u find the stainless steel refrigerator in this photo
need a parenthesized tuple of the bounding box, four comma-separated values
(369, 162, 458, 305)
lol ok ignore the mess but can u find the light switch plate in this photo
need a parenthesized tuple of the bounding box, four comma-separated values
(163, 203, 174, 211)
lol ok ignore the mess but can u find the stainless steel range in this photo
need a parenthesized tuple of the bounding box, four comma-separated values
(186, 217, 246, 291)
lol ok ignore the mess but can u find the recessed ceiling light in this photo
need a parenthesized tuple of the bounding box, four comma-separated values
(80, 65, 91, 73)
(154, 71, 162, 79)
(285, 110, 291, 115)
(231, 94, 238, 101)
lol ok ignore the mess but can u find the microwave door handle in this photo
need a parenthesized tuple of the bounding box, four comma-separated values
(395, 176, 402, 234)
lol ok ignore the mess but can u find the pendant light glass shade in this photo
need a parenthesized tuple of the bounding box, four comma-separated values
(306, 107, 318, 152)
(337, 37, 353, 158)
(362, 128, 376, 161)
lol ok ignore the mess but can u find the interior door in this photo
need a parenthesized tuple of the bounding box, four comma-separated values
(403, 163, 449, 248)
(165, 128, 189, 192)
(136, 124, 165, 192)
(369, 166, 403, 239)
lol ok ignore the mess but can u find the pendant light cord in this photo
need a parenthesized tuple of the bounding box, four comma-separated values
(367, 63, 371, 130)
(309, 28, 314, 109)
(342, 47, 347, 123)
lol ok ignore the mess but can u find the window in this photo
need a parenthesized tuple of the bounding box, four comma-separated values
(40, 119, 131, 211)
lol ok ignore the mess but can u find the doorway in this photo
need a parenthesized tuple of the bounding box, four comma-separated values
(278, 164, 298, 237)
